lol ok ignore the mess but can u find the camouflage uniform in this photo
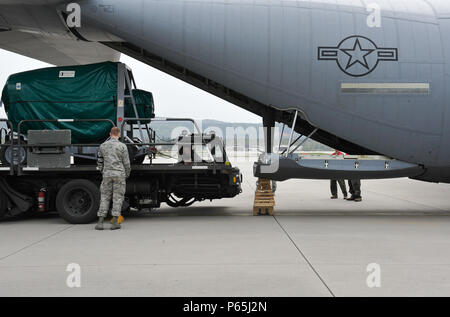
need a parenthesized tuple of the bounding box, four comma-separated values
(97, 138, 131, 217)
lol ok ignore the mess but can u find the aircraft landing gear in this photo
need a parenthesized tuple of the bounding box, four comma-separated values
(253, 112, 277, 216)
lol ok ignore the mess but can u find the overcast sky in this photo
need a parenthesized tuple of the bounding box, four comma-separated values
(0, 49, 260, 123)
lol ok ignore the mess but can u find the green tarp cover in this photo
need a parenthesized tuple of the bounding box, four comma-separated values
(1, 62, 155, 144)
(125, 89, 155, 124)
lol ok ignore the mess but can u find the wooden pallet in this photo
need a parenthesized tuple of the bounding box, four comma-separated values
(253, 178, 275, 216)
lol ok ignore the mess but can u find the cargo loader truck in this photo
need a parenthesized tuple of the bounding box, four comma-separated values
(0, 62, 242, 224)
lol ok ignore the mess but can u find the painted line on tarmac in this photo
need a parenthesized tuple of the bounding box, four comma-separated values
(0, 225, 74, 262)
(273, 216, 335, 297)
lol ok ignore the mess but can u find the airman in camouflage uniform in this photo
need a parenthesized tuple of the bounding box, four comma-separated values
(95, 127, 131, 230)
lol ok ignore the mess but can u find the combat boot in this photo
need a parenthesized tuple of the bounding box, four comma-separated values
(111, 217, 121, 230)
(95, 217, 104, 231)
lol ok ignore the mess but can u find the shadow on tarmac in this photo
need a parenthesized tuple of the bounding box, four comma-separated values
(1, 204, 449, 225)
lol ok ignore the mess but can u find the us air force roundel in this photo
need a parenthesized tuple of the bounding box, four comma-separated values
(318, 35, 398, 77)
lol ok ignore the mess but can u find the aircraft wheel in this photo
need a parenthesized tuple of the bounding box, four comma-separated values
(56, 179, 100, 224)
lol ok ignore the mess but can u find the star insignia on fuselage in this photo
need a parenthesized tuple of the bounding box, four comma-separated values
(340, 39, 374, 70)
(318, 35, 398, 77)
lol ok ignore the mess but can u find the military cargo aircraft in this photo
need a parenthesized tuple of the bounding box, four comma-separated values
(1, 0, 449, 183)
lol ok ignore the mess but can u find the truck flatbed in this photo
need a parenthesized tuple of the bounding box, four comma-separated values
(0, 162, 234, 174)
(0, 63, 242, 224)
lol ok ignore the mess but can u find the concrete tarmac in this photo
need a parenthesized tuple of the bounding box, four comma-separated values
(1, 160, 450, 297)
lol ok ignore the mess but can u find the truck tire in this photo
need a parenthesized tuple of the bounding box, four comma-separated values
(0, 144, 27, 167)
(0, 189, 7, 220)
(56, 179, 100, 224)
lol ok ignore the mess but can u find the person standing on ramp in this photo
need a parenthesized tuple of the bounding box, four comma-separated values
(95, 127, 131, 230)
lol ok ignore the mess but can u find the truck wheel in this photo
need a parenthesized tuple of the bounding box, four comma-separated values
(56, 179, 100, 224)
(0, 145, 27, 167)
(0, 189, 7, 220)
